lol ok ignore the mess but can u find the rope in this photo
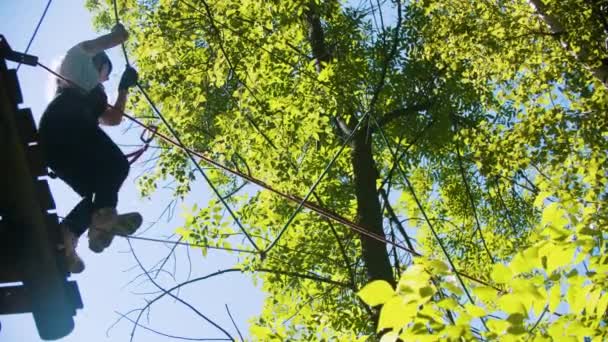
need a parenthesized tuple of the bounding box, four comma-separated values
(145, 0, 419, 255)
(16, 0, 53, 72)
(29, 9, 498, 287)
(112, 0, 130, 66)
(264, 112, 371, 253)
(4, 0, 503, 310)
(111, 2, 263, 254)
(34, 49, 498, 292)
(118, 234, 257, 254)
(38, 61, 419, 256)
(369, 114, 480, 306)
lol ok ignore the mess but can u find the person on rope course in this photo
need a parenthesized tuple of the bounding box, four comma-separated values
(39, 23, 142, 273)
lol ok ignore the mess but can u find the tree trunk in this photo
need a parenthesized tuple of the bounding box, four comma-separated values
(306, 6, 395, 286)
(351, 128, 395, 286)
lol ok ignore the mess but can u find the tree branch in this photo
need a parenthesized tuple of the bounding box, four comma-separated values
(452, 127, 495, 264)
(113, 311, 230, 341)
(127, 239, 235, 341)
(374, 103, 430, 131)
(255, 268, 352, 288)
(312, 192, 356, 287)
(224, 305, 244, 341)
(379, 188, 417, 253)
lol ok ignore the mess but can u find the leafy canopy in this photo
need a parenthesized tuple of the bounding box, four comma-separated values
(87, 0, 608, 340)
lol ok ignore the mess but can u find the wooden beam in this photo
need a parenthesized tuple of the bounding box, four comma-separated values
(0, 38, 79, 341)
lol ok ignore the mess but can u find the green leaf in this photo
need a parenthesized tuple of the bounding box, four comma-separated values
(473, 286, 498, 302)
(437, 297, 459, 310)
(379, 331, 398, 342)
(464, 303, 486, 318)
(596, 292, 608, 317)
(534, 190, 551, 207)
(377, 296, 414, 332)
(419, 286, 436, 299)
(357, 280, 395, 306)
(545, 245, 576, 274)
(427, 260, 450, 275)
(510, 246, 540, 275)
(506, 313, 525, 325)
(250, 325, 272, 338)
(491, 263, 513, 284)
(507, 325, 526, 335)
(541, 203, 569, 238)
(487, 319, 509, 334)
(498, 294, 527, 315)
(222, 241, 232, 250)
(443, 281, 464, 296)
(585, 288, 602, 316)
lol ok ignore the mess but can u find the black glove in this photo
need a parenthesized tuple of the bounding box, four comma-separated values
(119, 65, 138, 90)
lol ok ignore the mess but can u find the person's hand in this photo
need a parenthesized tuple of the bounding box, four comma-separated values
(111, 23, 129, 42)
(119, 65, 138, 90)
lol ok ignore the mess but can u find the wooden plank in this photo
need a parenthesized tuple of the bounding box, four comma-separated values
(16, 108, 37, 144)
(44, 214, 61, 246)
(25, 144, 48, 177)
(0, 216, 26, 283)
(0, 267, 24, 285)
(65, 281, 83, 311)
(0, 281, 81, 315)
(5, 69, 22, 108)
(0, 285, 30, 315)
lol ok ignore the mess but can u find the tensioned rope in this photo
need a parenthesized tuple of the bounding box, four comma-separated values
(16, 0, 53, 72)
(39, 56, 417, 256)
(18, 1, 497, 289)
(77, 0, 422, 257)
(148, 0, 407, 256)
(121, 234, 256, 254)
(111, 0, 262, 254)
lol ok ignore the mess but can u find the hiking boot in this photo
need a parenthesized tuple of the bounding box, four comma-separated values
(59, 224, 85, 274)
(111, 212, 143, 236)
(88, 207, 118, 253)
(88, 209, 143, 253)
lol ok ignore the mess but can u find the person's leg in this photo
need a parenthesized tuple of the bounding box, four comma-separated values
(42, 118, 95, 273)
(59, 189, 94, 237)
(89, 127, 129, 211)
(87, 126, 141, 252)
(40, 93, 99, 238)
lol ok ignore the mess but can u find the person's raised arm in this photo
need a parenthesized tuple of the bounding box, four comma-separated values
(79, 23, 129, 56)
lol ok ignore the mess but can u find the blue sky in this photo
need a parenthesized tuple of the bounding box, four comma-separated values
(0, 1, 263, 341)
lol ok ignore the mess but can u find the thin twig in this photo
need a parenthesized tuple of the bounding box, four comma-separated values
(127, 239, 235, 341)
(113, 311, 230, 341)
(224, 305, 244, 341)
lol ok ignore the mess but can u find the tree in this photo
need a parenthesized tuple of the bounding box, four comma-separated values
(87, 0, 607, 340)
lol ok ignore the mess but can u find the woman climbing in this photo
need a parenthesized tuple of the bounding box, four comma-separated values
(39, 23, 142, 273)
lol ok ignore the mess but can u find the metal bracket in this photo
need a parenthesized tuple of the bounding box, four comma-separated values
(0, 35, 38, 66)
